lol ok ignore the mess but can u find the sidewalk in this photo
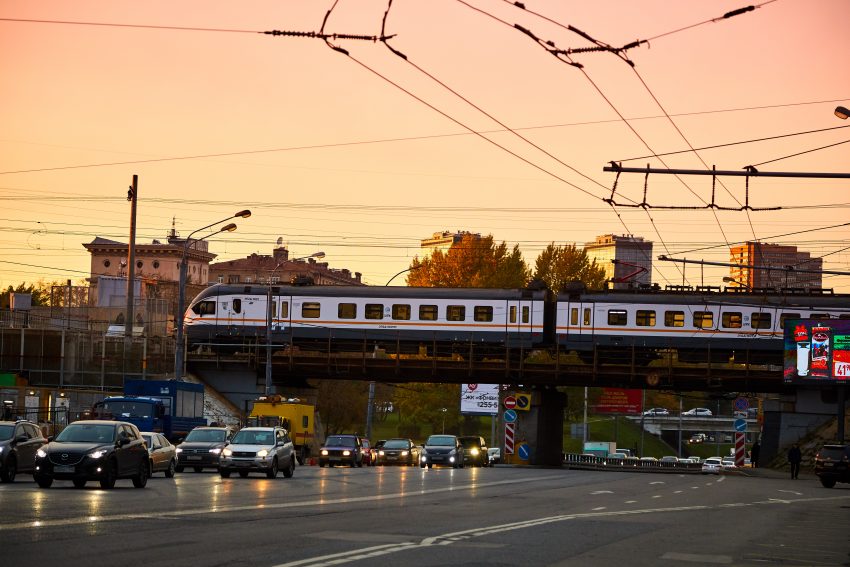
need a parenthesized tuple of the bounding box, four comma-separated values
(738, 465, 815, 481)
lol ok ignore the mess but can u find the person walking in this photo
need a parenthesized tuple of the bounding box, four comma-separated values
(750, 440, 761, 468)
(788, 443, 802, 479)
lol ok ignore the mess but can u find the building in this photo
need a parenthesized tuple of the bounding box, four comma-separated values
(729, 242, 823, 290)
(583, 234, 653, 289)
(420, 231, 481, 254)
(208, 245, 363, 286)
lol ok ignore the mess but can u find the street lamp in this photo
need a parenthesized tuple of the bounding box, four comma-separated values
(441, 407, 448, 434)
(835, 106, 849, 120)
(722, 276, 750, 290)
(173, 210, 251, 379)
(265, 251, 325, 396)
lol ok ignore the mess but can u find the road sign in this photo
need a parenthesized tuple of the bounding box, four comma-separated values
(504, 409, 517, 423)
(517, 443, 530, 461)
(734, 418, 747, 432)
(515, 393, 531, 411)
(504, 396, 517, 410)
(504, 423, 515, 454)
(734, 397, 750, 412)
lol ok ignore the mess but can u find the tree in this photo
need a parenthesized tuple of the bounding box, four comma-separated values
(533, 243, 607, 292)
(0, 282, 52, 309)
(406, 233, 529, 288)
(393, 383, 460, 433)
(315, 380, 369, 435)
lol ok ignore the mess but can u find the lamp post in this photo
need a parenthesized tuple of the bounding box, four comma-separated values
(264, 251, 325, 396)
(835, 106, 849, 120)
(441, 407, 448, 434)
(836, 105, 849, 441)
(173, 210, 251, 380)
(722, 276, 750, 290)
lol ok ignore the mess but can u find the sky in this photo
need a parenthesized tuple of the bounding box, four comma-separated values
(1, 0, 848, 292)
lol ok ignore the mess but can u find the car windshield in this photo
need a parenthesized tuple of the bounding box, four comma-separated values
(232, 430, 274, 445)
(384, 439, 410, 449)
(426, 435, 455, 446)
(459, 438, 481, 448)
(818, 446, 847, 459)
(325, 436, 356, 447)
(55, 424, 116, 443)
(185, 429, 226, 443)
(0, 425, 13, 441)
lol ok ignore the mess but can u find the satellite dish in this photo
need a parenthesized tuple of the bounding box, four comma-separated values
(276, 237, 283, 245)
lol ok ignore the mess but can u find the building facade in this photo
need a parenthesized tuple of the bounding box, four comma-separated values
(583, 234, 653, 289)
(208, 246, 363, 286)
(729, 242, 823, 290)
(420, 231, 482, 255)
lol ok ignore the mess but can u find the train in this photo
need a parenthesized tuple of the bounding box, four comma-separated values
(183, 283, 850, 365)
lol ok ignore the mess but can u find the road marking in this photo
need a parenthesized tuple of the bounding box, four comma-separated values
(652, 495, 662, 498)
(777, 490, 802, 496)
(590, 490, 613, 495)
(661, 552, 732, 564)
(625, 500, 637, 504)
(592, 507, 606, 511)
(649, 481, 665, 485)
(674, 490, 682, 494)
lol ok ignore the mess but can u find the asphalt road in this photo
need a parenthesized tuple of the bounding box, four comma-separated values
(2, 464, 849, 567)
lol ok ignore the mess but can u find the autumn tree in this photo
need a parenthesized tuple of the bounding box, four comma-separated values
(0, 282, 52, 309)
(393, 383, 460, 434)
(406, 233, 529, 288)
(315, 380, 369, 435)
(533, 243, 607, 292)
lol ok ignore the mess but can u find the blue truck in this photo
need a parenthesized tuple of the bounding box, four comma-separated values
(92, 380, 206, 442)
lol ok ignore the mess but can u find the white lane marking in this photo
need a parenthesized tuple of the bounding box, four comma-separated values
(778, 490, 803, 496)
(652, 495, 662, 498)
(661, 552, 732, 564)
(674, 490, 683, 494)
(624, 500, 637, 504)
(649, 481, 665, 485)
(717, 477, 725, 483)
(592, 507, 606, 511)
(590, 490, 613, 495)
(0, 474, 566, 532)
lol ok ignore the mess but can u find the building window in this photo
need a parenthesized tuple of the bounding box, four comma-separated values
(365, 304, 384, 320)
(636, 310, 655, 326)
(228, 275, 240, 284)
(103, 259, 111, 267)
(474, 306, 493, 322)
(665, 311, 684, 327)
(338, 303, 357, 319)
(270, 276, 280, 284)
(302, 302, 320, 318)
(570, 308, 578, 326)
(392, 304, 411, 320)
(136, 261, 143, 269)
(693, 311, 713, 329)
(217, 276, 223, 283)
(779, 313, 800, 329)
(608, 310, 627, 326)
(419, 305, 438, 321)
(447, 305, 465, 321)
(245, 277, 252, 284)
(751, 312, 772, 329)
(152, 260, 160, 269)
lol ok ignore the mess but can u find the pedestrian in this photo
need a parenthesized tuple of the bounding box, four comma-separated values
(788, 443, 802, 479)
(750, 440, 761, 468)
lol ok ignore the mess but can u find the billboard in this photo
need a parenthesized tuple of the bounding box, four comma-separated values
(591, 388, 642, 415)
(460, 383, 499, 415)
(784, 319, 850, 383)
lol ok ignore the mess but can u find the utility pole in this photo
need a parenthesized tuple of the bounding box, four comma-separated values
(125, 175, 138, 373)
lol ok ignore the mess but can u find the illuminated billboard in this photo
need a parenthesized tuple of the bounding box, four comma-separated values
(784, 319, 850, 383)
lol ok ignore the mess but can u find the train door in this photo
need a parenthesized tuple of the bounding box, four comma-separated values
(506, 299, 533, 347)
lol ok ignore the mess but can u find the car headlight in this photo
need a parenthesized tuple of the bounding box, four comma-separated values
(175, 447, 183, 454)
(470, 448, 479, 456)
(342, 450, 351, 456)
(0, 446, 4, 455)
(88, 449, 108, 460)
(209, 448, 222, 454)
(379, 450, 385, 456)
(37, 448, 47, 458)
(321, 449, 329, 456)
(421, 455, 427, 462)
(256, 449, 269, 458)
(222, 448, 232, 457)
(401, 451, 408, 457)
(449, 456, 456, 463)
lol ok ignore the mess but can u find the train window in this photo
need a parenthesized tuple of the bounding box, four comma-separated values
(751, 312, 772, 329)
(636, 310, 655, 327)
(779, 313, 800, 328)
(509, 306, 517, 323)
(338, 303, 357, 319)
(420, 305, 438, 321)
(570, 308, 578, 326)
(474, 306, 493, 322)
(232, 299, 242, 314)
(583, 308, 591, 325)
(522, 306, 530, 324)
(191, 300, 216, 316)
(392, 304, 411, 320)
(693, 311, 713, 329)
(302, 302, 321, 318)
(608, 310, 627, 325)
(811, 313, 830, 319)
(365, 304, 384, 320)
(722, 312, 742, 328)
(281, 302, 288, 318)
(664, 311, 684, 327)
(447, 305, 465, 321)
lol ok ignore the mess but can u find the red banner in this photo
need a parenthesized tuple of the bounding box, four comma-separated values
(591, 388, 642, 415)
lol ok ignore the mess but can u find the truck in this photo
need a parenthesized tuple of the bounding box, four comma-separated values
(92, 380, 206, 442)
(247, 395, 317, 465)
(582, 441, 617, 458)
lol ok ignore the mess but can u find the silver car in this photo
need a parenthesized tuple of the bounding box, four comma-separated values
(219, 427, 295, 479)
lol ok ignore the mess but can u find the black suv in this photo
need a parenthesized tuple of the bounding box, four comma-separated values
(176, 426, 233, 472)
(458, 436, 489, 467)
(0, 420, 47, 482)
(34, 420, 149, 489)
(814, 443, 850, 488)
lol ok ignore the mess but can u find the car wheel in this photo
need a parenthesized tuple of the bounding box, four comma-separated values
(354, 457, 361, 468)
(35, 475, 53, 488)
(238, 470, 249, 478)
(175, 465, 184, 473)
(267, 458, 279, 478)
(73, 479, 87, 489)
(194, 466, 203, 473)
(0, 455, 16, 482)
(427, 463, 432, 469)
(220, 469, 231, 478)
(452, 461, 459, 469)
(820, 476, 836, 488)
(165, 459, 176, 478)
(283, 456, 295, 478)
(420, 462, 426, 468)
(132, 460, 149, 488)
(100, 460, 117, 489)
(319, 461, 326, 468)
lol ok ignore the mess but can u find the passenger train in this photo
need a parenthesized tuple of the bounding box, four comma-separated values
(184, 283, 850, 365)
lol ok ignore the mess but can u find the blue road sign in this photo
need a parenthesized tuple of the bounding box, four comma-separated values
(734, 418, 747, 432)
(504, 409, 517, 423)
(518, 443, 530, 460)
(516, 393, 531, 411)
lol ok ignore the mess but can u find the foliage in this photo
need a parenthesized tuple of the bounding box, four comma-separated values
(533, 243, 607, 292)
(393, 383, 460, 433)
(0, 281, 53, 309)
(406, 233, 529, 288)
(315, 380, 368, 435)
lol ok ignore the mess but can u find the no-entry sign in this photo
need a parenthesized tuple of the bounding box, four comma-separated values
(504, 396, 517, 409)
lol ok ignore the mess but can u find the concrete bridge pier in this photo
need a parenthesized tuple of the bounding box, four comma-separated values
(529, 386, 566, 466)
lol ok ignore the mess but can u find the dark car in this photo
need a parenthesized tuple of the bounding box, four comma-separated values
(0, 420, 48, 483)
(814, 443, 850, 488)
(420, 434, 464, 469)
(378, 438, 421, 466)
(319, 434, 363, 468)
(458, 436, 489, 467)
(33, 420, 149, 489)
(175, 426, 233, 472)
(360, 438, 375, 466)
(141, 432, 177, 478)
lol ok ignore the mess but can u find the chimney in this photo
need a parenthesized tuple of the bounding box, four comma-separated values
(273, 246, 289, 263)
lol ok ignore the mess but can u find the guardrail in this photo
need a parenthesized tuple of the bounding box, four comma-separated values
(563, 453, 703, 473)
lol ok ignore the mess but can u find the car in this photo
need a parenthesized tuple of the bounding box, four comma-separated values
(688, 433, 708, 444)
(219, 426, 295, 478)
(33, 420, 149, 489)
(458, 436, 489, 467)
(360, 438, 375, 466)
(141, 432, 177, 478)
(0, 420, 48, 483)
(659, 455, 679, 466)
(318, 434, 363, 468)
(175, 426, 233, 472)
(614, 448, 633, 457)
(701, 456, 723, 474)
(377, 438, 421, 466)
(814, 443, 850, 488)
(487, 447, 501, 465)
(420, 434, 464, 469)
(721, 456, 737, 469)
(642, 408, 670, 416)
(682, 408, 713, 416)
(639, 456, 658, 462)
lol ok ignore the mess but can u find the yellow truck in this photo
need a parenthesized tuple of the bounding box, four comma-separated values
(247, 395, 318, 465)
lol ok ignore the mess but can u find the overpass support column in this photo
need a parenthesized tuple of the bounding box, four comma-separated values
(533, 386, 566, 466)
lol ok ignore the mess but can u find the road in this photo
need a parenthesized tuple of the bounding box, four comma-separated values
(2, 464, 849, 567)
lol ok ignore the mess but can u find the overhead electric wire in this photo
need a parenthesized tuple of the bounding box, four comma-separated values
(748, 139, 850, 168)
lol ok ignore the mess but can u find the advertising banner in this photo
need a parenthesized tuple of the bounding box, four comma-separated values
(591, 388, 642, 415)
(460, 383, 499, 415)
(784, 319, 850, 383)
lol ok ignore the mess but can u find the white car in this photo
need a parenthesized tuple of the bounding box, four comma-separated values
(721, 456, 737, 469)
(682, 408, 713, 416)
(701, 457, 723, 474)
(487, 447, 501, 464)
(642, 408, 670, 416)
(219, 427, 296, 479)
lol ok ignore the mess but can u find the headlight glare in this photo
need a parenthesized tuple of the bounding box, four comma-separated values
(88, 449, 108, 459)
(222, 448, 232, 457)
(209, 448, 222, 454)
(175, 447, 183, 454)
(342, 450, 351, 456)
(257, 449, 269, 458)
(37, 448, 47, 458)
(321, 449, 329, 456)
(401, 450, 408, 456)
